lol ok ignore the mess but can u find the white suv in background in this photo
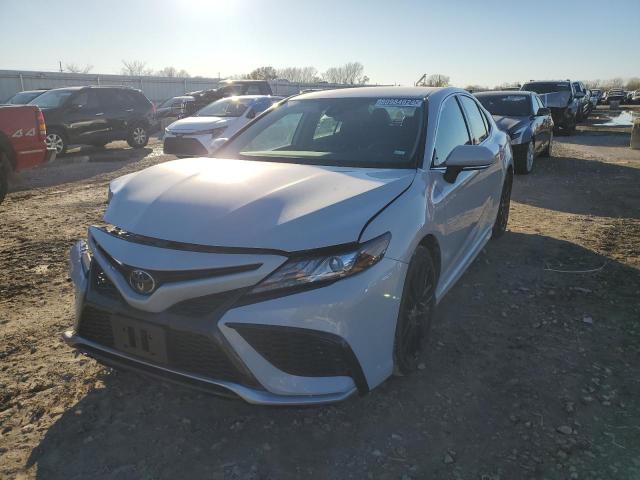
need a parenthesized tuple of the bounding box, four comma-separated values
(163, 95, 282, 156)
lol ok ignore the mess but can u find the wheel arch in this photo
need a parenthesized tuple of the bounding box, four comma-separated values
(417, 234, 441, 284)
(0, 132, 17, 170)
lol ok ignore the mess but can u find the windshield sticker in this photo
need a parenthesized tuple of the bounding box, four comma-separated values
(375, 99, 422, 108)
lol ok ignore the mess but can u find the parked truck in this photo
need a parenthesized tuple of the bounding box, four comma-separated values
(0, 105, 56, 204)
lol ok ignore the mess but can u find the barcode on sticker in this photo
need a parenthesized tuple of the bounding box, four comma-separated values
(375, 99, 422, 108)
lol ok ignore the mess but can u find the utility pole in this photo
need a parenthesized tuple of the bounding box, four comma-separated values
(59, 61, 63, 72)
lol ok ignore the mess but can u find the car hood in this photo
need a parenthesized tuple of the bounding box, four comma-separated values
(493, 115, 529, 133)
(167, 116, 235, 132)
(105, 158, 415, 251)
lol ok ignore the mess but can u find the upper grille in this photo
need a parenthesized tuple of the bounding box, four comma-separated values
(94, 244, 261, 291)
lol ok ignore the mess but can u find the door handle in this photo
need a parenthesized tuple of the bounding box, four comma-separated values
(126, 109, 134, 112)
(95, 112, 104, 116)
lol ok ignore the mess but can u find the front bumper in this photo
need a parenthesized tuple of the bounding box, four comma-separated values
(163, 133, 212, 156)
(66, 233, 407, 405)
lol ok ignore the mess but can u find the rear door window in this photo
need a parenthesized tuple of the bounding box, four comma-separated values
(433, 96, 471, 166)
(459, 95, 488, 144)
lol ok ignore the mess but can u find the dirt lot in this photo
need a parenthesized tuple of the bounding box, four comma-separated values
(1, 109, 639, 480)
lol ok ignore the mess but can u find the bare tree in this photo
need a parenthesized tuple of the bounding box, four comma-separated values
(246, 66, 278, 81)
(276, 66, 319, 83)
(65, 63, 93, 74)
(323, 62, 367, 85)
(156, 67, 190, 78)
(626, 77, 640, 91)
(121, 60, 153, 76)
(425, 74, 450, 87)
(585, 79, 602, 89)
(157, 66, 178, 77)
(496, 81, 521, 90)
(609, 77, 624, 88)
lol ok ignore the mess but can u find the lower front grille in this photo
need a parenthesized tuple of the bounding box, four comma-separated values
(167, 330, 240, 382)
(229, 324, 368, 393)
(77, 308, 243, 384)
(163, 136, 208, 155)
(78, 306, 114, 347)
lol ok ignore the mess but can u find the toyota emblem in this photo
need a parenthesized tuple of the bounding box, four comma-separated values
(129, 269, 156, 295)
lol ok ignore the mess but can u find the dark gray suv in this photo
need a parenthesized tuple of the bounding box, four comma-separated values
(29, 86, 157, 154)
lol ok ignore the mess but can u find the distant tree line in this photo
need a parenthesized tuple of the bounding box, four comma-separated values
(120, 60, 191, 78)
(244, 62, 370, 85)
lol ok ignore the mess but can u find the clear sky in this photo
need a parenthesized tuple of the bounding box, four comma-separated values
(1, 0, 639, 87)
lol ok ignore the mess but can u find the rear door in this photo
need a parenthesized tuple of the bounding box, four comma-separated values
(99, 89, 135, 140)
(65, 89, 108, 143)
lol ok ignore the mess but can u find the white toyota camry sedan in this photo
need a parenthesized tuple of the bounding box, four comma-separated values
(65, 87, 514, 405)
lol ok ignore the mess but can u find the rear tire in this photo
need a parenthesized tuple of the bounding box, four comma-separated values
(45, 129, 67, 155)
(127, 125, 148, 149)
(492, 170, 513, 239)
(514, 140, 535, 174)
(393, 246, 437, 375)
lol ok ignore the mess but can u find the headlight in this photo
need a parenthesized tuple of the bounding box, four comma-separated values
(191, 127, 227, 137)
(250, 232, 391, 295)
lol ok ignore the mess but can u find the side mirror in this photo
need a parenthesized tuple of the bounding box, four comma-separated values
(443, 144, 495, 183)
(210, 137, 228, 154)
(574, 92, 585, 98)
(537, 107, 551, 116)
(246, 109, 256, 119)
(68, 103, 82, 111)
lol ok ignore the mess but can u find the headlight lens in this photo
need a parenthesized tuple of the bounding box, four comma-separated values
(251, 232, 391, 295)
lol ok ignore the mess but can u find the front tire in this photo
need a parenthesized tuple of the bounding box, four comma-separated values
(514, 140, 535, 174)
(492, 170, 513, 239)
(0, 151, 10, 204)
(541, 132, 553, 157)
(393, 246, 437, 375)
(127, 125, 148, 149)
(45, 129, 67, 155)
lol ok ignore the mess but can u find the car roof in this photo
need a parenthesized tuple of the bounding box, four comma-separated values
(475, 90, 532, 96)
(524, 80, 571, 84)
(293, 86, 449, 100)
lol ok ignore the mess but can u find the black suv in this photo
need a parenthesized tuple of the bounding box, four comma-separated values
(187, 80, 273, 110)
(29, 86, 156, 154)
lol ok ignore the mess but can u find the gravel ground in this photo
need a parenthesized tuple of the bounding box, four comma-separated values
(1, 113, 639, 480)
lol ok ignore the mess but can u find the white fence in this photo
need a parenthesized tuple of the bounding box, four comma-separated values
(0, 70, 359, 103)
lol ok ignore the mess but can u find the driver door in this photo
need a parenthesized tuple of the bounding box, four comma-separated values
(429, 95, 497, 283)
(65, 90, 109, 144)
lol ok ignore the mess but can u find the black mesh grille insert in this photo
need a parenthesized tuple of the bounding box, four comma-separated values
(77, 307, 243, 383)
(230, 324, 354, 378)
(78, 306, 114, 347)
(166, 330, 240, 382)
(163, 137, 208, 155)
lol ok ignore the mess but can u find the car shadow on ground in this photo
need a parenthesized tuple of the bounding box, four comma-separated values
(25, 232, 640, 479)
(511, 152, 640, 219)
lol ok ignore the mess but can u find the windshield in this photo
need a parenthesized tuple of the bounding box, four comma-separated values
(7, 91, 43, 104)
(29, 89, 75, 108)
(522, 82, 571, 94)
(476, 94, 531, 116)
(196, 97, 253, 117)
(217, 97, 425, 169)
